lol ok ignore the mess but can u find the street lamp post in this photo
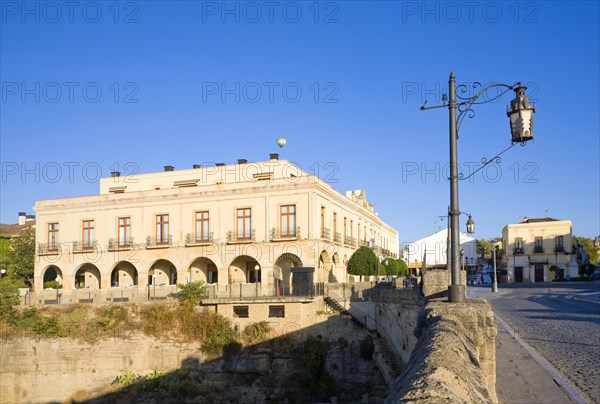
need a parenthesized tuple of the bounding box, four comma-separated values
(492, 242, 499, 293)
(254, 264, 260, 297)
(0, 269, 6, 279)
(421, 72, 535, 303)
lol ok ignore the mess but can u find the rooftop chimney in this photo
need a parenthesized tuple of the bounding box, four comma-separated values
(269, 153, 279, 160)
(164, 165, 174, 172)
(215, 163, 225, 167)
(18, 212, 26, 226)
(111, 171, 121, 177)
(193, 164, 201, 169)
(237, 159, 248, 164)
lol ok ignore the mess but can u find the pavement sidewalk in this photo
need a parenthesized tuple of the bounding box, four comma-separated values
(467, 287, 587, 403)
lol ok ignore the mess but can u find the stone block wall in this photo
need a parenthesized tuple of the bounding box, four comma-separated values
(385, 298, 498, 403)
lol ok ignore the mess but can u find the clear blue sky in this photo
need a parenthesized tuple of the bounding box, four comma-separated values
(1, 1, 599, 245)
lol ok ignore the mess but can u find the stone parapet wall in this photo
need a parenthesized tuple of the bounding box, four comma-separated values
(422, 269, 467, 299)
(386, 298, 498, 403)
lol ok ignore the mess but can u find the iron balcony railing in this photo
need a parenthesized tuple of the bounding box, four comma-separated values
(72, 241, 99, 253)
(37, 243, 60, 255)
(185, 232, 214, 245)
(226, 229, 256, 243)
(270, 227, 300, 240)
(334, 232, 342, 243)
(359, 240, 369, 247)
(554, 246, 565, 253)
(513, 247, 525, 255)
(320, 228, 330, 240)
(533, 246, 545, 253)
(146, 235, 173, 248)
(108, 238, 135, 251)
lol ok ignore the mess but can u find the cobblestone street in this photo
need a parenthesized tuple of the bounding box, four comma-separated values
(474, 282, 600, 403)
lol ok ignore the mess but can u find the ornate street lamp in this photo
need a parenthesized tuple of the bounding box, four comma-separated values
(466, 215, 475, 234)
(421, 72, 536, 303)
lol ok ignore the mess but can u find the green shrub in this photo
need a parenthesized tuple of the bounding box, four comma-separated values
(200, 313, 237, 356)
(242, 321, 271, 344)
(0, 277, 21, 322)
(347, 247, 378, 280)
(177, 281, 206, 306)
(43, 280, 62, 289)
(117, 371, 139, 386)
(32, 316, 60, 337)
(95, 306, 127, 331)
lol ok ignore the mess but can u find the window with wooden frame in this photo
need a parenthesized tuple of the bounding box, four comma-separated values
(82, 220, 95, 248)
(156, 214, 169, 244)
(195, 211, 210, 242)
(280, 205, 296, 237)
(118, 217, 131, 247)
(48, 223, 59, 250)
(236, 208, 251, 240)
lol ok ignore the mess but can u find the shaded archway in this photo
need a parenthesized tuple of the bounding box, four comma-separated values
(110, 261, 138, 287)
(74, 263, 101, 289)
(42, 265, 63, 288)
(318, 250, 335, 283)
(274, 253, 303, 295)
(188, 257, 218, 284)
(149, 259, 177, 286)
(228, 255, 260, 284)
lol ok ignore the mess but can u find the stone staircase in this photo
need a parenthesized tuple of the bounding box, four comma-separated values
(324, 294, 402, 385)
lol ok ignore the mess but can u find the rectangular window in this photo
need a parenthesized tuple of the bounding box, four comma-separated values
(514, 237, 524, 254)
(195, 211, 210, 242)
(269, 305, 285, 318)
(333, 212, 338, 234)
(48, 223, 59, 250)
(280, 205, 296, 237)
(82, 220, 95, 248)
(118, 217, 131, 247)
(350, 220, 354, 239)
(343, 217, 347, 240)
(555, 236, 564, 252)
(233, 305, 249, 318)
(534, 236, 543, 253)
(320, 206, 325, 234)
(236, 208, 251, 240)
(156, 214, 169, 244)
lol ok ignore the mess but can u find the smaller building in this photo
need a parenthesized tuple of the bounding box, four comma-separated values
(403, 228, 477, 272)
(501, 218, 574, 283)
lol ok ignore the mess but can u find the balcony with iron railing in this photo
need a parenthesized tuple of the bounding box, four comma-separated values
(359, 239, 369, 247)
(108, 238, 135, 251)
(72, 241, 99, 253)
(334, 232, 342, 243)
(320, 227, 330, 240)
(554, 246, 565, 253)
(146, 235, 173, 249)
(185, 232, 214, 246)
(270, 227, 300, 241)
(37, 243, 60, 255)
(533, 246, 545, 254)
(513, 247, 525, 255)
(227, 229, 256, 244)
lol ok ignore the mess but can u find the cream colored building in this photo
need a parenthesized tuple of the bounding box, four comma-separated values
(33, 155, 399, 295)
(501, 218, 573, 283)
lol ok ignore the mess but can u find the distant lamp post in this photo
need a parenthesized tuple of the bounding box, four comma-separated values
(492, 242, 499, 293)
(254, 264, 260, 296)
(0, 269, 6, 278)
(421, 72, 535, 303)
(152, 274, 157, 300)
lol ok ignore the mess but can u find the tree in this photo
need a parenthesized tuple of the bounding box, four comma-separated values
(177, 281, 206, 306)
(347, 247, 378, 281)
(572, 236, 599, 266)
(396, 259, 409, 276)
(6, 226, 35, 287)
(381, 257, 399, 276)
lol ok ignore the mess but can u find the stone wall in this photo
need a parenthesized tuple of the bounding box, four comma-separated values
(422, 269, 467, 299)
(385, 298, 498, 403)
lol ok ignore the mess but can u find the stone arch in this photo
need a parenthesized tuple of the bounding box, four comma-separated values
(188, 257, 218, 284)
(274, 253, 303, 295)
(110, 261, 138, 287)
(228, 255, 261, 284)
(74, 263, 101, 289)
(318, 250, 335, 283)
(42, 265, 63, 288)
(149, 259, 177, 286)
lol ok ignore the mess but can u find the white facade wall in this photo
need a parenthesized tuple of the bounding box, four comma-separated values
(34, 159, 399, 293)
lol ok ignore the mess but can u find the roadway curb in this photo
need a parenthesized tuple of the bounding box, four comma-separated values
(494, 314, 589, 404)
